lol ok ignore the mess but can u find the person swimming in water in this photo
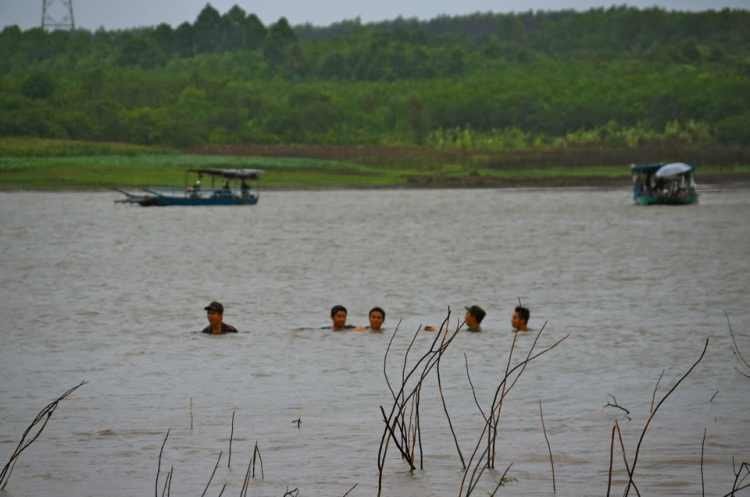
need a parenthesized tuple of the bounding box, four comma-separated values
(201, 301, 238, 334)
(325, 305, 356, 331)
(354, 307, 385, 331)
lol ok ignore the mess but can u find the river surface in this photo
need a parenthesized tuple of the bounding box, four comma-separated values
(0, 187, 749, 497)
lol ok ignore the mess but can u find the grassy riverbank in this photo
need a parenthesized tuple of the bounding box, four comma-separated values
(1, 137, 749, 190)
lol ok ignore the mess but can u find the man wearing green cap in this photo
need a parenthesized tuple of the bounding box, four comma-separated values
(464, 305, 486, 332)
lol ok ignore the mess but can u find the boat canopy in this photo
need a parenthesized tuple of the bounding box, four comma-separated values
(187, 168, 264, 180)
(655, 162, 693, 177)
(631, 162, 694, 176)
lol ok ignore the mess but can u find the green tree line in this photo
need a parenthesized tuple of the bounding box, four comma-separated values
(1, 4, 749, 149)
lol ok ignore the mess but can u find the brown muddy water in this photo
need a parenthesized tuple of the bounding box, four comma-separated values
(0, 188, 749, 497)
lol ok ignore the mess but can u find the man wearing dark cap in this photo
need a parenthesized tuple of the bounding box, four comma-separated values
(202, 301, 238, 334)
(464, 305, 486, 332)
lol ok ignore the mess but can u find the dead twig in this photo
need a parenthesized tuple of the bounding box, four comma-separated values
(377, 311, 459, 495)
(489, 325, 519, 469)
(721, 461, 750, 496)
(539, 400, 556, 492)
(155, 429, 170, 497)
(701, 428, 707, 497)
(240, 453, 252, 497)
(343, 482, 358, 496)
(252, 441, 264, 479)
(623, 339, 709, 497)
(725, 310, 750, 377)
(461, 326, 567, 496)
(0, 381, 87, 490)
(607, 423, 616, 497)
(167, 466, 173, 497)
(604, 393, 631, 417)
(650, 369, 665, 413)
(437, 325, 465, 469)
(200, 451, 222, 497)
(292, 410, 302, 428)
(489, 462, 514, 496)
(464, 354, 487, 421)
(228, 411, 235, 468)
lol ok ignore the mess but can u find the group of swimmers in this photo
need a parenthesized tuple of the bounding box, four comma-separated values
(201, 301, 531, 335)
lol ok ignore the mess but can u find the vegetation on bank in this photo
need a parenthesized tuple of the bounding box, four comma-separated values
(1, 138, 748, 191)
(1, 6, 749, 151)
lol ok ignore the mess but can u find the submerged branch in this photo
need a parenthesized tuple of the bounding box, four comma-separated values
(539, 400, 556, 492)
(0, 381, 87, 490)
(624, 339, 709, 496)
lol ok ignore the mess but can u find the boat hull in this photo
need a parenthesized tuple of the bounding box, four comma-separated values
(147, 196, 259, 206)
(634, 190, 698, 205)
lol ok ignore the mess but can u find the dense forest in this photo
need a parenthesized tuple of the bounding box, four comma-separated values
(1, 5, 749, 150)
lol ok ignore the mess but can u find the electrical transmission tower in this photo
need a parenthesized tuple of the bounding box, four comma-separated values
(42, 0, 76, 31)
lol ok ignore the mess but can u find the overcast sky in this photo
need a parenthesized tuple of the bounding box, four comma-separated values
(2, 0, 749, 32)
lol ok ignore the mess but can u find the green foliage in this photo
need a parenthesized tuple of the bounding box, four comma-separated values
(0, 137, 175, 156)
(21, 71, 55, 99)
(0, 7, 749, 149)
(117, 36, 167, 68)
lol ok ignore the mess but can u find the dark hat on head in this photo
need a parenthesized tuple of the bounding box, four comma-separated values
(204, 301, 224, 313)
(465, 305, 486, 322)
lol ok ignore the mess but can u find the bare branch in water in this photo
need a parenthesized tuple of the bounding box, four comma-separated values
(437, 326, 465, 469)
(292, 410, 303, 428)
(461, 326, 568, 496)
(240, 453, 252, 497)
(160, 465, 173, 497)
(0, 381, 87, 490)
(228, 411, 235, 468)
(720, 461, 750, 496)
(464, 354, 487, 421)
(343, 482, 358, 496)
(155, 429, 170, 497)
(650, 369, 665, 413)
(607, 424, 615, 497)
(623, 339, 709, 497)
(701, 428, 707, 497)
(725, 310, 750, 375)
(489, 462, 514, 496)
(539, 401, 556, 492)
(604, 393, 631, 416)
(200, 451, 222, 497)
(252, 440, 264, 479)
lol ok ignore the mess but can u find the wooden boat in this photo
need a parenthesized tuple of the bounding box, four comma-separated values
(114, 168, 263, 206)
(631, 162, 698, 205)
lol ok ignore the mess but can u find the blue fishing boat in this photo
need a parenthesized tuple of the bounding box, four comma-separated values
(631, 162, 698, 205)
(114, 168, 263, 206)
